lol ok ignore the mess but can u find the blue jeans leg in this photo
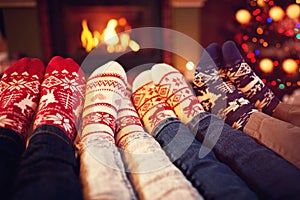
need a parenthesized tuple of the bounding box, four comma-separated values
(188, 112, 300, 199)
(12, 125, 83, 200)
(153, 118, 257, 200)
(0, 128, 24, 200)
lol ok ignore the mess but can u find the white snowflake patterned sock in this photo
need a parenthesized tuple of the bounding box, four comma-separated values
(132, 70, 176, 135)
(0, 58, 45, 142)
(81, 61, 126, 140)
(151, 63, 204, 124)
(221, 41, 281, 115)
(33, 56, 86, 141)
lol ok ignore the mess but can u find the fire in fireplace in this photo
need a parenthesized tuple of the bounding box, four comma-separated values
(81, 17, 140, 53)
(42, 0, 167, 68)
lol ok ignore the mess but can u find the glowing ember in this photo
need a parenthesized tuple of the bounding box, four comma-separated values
(81, 18, 140, 53)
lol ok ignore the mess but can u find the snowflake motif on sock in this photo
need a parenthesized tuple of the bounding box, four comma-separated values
(82, 112, 116, 133)
(46, 113, 72, 133)
(8, 78, 27, 91)
(0, 115, 14, 127)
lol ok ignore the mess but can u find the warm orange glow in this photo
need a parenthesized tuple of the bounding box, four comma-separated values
(80, 18, 140, 53)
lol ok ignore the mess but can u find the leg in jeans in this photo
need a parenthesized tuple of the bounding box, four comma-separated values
(188, 112, 300, 199)
(131, 70, 257, 200)
(153, 118, 258, 200)
(13, 56, 86, 199)
(12, 125, 83, 200)
(0, 128, 24, 199)
(150, 62, 300, 199)
(0, 58, 45, 199)
(116, 92, 203, 200)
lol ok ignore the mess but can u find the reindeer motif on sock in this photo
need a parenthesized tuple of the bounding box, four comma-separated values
(14, 94, 37, 115)
(39, 89, 58, 108)
(148, 104, 173, 127)
(183, 97, 203, 118)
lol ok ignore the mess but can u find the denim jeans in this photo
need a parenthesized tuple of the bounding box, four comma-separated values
(79, 134, 137, 200)
(188, 112, 300, 199)
(0, 128, 24, 200)
(0, 125, 83, 200)
(152, 118, 257, 200)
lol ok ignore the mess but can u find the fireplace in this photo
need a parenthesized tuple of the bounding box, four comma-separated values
(39, 0, 169, 72)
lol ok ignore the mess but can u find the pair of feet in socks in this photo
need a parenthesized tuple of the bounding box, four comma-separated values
(131, 64, 205, 135)
(0, 56, 86, 144)
(80, 61, 204, 141)
(193, 40, 281, 130)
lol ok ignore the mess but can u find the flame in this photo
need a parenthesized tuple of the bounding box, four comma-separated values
(81, 18, 140, 53)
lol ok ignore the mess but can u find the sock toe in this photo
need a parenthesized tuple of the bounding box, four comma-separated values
(89, 61, 126, 81)
(132, 70, 152, 93)
(201, 43, 222, 68)
(151, 63, 177, 84)
(222, 40, 244, 67)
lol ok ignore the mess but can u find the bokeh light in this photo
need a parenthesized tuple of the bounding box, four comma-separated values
(282, 59, 298, 74)
(186, 61, 195, 70)
(236, 9, 252, 24)
(260, 58, 274, 73)
(286, 4, 300, 19)
(269, 6, 285, 22)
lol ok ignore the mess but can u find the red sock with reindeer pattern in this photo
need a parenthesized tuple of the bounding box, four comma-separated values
(0, 58, 45, 143)
(151, 63, 205, 124)
(33, 56, 86, 141)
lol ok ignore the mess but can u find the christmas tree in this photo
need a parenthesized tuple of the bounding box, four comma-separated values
(231, 0, 299, 99)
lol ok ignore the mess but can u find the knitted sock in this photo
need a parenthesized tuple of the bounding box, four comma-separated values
(79, 63, 137, 200)
(115, 96, 203, 200)
(151, 63, 204, 124)
(81, 61, 127, 140)
(221, 40, 281, 115)
(193, 43, 256, 130)
(0, 58, 45, 142)
(33, 56, 86, 141)
(132, 70, 176, 134)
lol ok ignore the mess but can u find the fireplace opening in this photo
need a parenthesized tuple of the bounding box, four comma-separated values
(44, 0, 165, 70)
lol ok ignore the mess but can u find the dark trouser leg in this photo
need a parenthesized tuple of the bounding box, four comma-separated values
(12, 125, 83, 200)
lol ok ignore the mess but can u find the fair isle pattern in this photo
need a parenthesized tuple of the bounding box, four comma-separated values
(192, 64, 255, 130)
(223, 61, 280, 115)
(85, 73, 126, 97)
(81, 62, 127, 140)
(193, 67, 225, 112)
(155, 70, 204, 123)
(0, 58, 44, 141)
(34, 61, 86, 141)
(82, 112, 116, 135)
(132, 82, 175, 132)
